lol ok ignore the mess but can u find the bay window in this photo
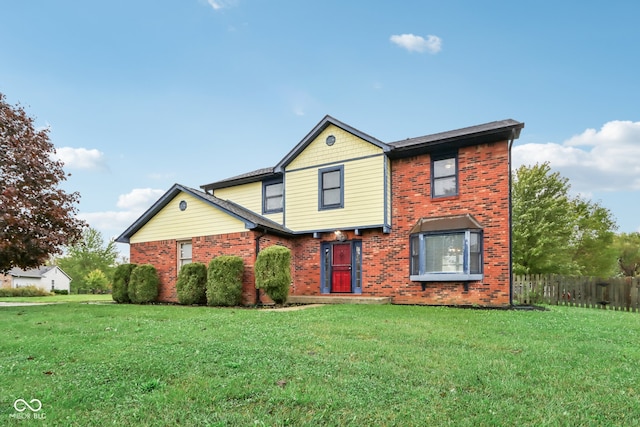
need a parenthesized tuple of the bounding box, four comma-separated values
(409, 215, 483, 282)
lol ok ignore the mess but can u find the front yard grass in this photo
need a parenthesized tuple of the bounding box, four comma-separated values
(1, 303, 639, 426)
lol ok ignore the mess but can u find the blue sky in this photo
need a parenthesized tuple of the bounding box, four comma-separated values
(2, 1, 639, 258)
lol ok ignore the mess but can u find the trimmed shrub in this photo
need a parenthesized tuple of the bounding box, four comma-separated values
(128, 264, 159, 304)
(112, 263, 137, 303)
(176, 262, 207, 305)
(207, 256, 244, 306)
(0, 286, 52, 297)
(52, 289, 69, 295)
(254, 245, 291, 304)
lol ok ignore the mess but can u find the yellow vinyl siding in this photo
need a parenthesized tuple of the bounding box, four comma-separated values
(130, 192, 246, 243)
(213, 181, 283, 224)
(287, 125, 383, 170)
(261, 211, 283, 224)
(285, 155, 385, 231)
(214, 182, 261, 213)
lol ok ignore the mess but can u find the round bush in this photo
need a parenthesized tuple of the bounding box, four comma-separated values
(112, 263, 137, 303)
(207, 256, 244, 306)
(128, 264, 159, 304)
(254, 245, 291, 304)
(176, 262, 207, 305)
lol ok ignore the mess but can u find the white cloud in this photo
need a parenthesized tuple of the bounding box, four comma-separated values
(565, 120, 640, 147)
(78, 188, 165, 254)
(513, 120, 640, 192)
(206, 0, 237, 10)
(53, 147, 107, 170)
(79, 211, 141, 237)
(116, 188, 166, 212)
(390, 33, 442, 54)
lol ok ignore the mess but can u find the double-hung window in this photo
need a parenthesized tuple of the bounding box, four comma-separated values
(178, 241, 192, 269)
(319, 165, 344, 210)
(409, 215, 483, 282)
(432, 153, 458, 198)
(263, 179, 283, 214)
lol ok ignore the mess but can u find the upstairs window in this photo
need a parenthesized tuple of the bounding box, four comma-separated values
(263, 179, 284, 214)
(319, 165, 344, 210)
(432, 153, 458, 198)
(409, 215, 483, 282)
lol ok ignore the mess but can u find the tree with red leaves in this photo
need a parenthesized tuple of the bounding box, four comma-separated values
(1, 93, 85, 272)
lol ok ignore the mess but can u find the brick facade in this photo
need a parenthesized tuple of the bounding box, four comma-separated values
(130, 140, 511, 307)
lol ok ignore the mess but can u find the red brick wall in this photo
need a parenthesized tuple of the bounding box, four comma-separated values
(385, 141, 511, 306)
(129, 141, 511, 307)
(290, 237, 322, 295)
(193, 232, 257, 305)
(130, 231, 296, 305)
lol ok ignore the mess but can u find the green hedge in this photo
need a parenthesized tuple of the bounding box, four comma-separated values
(128, 264, 159, 304)
(254, 245, 291, 304)
(207, 256, 244, 306)
(176, 262, 207, 305)
(0, 286, 52, 297)
(112, 263, 137, 303)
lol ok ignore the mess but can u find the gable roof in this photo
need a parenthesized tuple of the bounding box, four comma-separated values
(200, 116, 524, 191)
(201, 167, 278, 193)
(8, 266, 71, 281)
(388, 119, 524, 158)
(274, 115, 390, 172)
(115, 184, 293, 244)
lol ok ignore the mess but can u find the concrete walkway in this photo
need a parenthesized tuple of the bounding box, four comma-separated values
(265, 303, 324, 312)
(0, 302, 59, 307)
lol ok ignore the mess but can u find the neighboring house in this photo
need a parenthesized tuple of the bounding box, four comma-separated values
(117, 115, 524, 307)
(2, 266, 72, 293)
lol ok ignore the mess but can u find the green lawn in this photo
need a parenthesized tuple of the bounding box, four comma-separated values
(1, 303, 639, 426)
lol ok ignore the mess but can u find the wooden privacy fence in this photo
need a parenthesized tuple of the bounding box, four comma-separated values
(513, 274, 640, 312)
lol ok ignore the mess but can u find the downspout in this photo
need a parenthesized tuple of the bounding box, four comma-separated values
(508, 129, 516, 307)
(254, 229, 268, 306)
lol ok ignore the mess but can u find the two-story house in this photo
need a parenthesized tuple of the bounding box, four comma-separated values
(116, 115, 524, 306)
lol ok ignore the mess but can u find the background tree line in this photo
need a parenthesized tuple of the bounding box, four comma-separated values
(512, 162, 639, 278)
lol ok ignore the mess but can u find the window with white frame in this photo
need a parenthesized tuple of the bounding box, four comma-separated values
(178, 241, 192, 269)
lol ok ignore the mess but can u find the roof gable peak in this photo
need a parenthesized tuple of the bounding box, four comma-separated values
(274, 115, 389, 171)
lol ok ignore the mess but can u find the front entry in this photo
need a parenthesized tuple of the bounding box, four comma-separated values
(321, 240, 362, 294)
(331, 243, 352, 292)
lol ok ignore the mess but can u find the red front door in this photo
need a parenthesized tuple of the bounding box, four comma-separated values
(331, 243, 352, 293)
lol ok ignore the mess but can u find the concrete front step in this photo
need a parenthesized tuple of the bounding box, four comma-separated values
(287, 295, 392, 305)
